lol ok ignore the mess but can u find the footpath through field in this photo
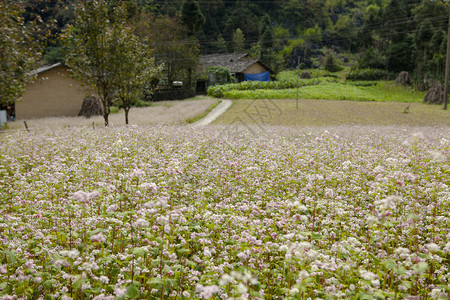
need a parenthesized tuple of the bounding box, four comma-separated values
(193, 99, 233, 126)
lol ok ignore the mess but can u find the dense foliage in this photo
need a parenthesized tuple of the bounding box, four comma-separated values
(0, 126, 448, 298)
(0, 1, 42, 106)
(62, 1, 159, 126)
(347, 69, 391, 81)
(15, 0, 449, 88)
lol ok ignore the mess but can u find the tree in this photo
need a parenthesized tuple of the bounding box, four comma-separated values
(259, 15, 274, 50)
(0, 0, 41, 106)
(63, 0, 126, 126)
(112, 26, 160, 124)
(146, 15, 199, 89)
(233, 28, 246, 52)
(216, 34, 228, 53)
(181, 0, 205, 35)
(414, 19, 434, 78)
(259, 14, 277, 70)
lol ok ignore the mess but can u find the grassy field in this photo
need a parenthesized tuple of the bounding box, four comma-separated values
(222, 81, 425, 102)
(214, 98, 449, 127)
(4, 98, 218, 131)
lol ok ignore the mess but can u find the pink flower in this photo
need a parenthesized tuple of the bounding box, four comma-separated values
(91, 233, 106, 243)
(114, 287, 127, 297)
(73, 190, 100, 203)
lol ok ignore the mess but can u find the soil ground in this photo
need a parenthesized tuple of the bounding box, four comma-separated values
(213, 98, 450, 127)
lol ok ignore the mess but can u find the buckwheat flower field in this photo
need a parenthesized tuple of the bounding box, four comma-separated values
(0, 125, 448, 299)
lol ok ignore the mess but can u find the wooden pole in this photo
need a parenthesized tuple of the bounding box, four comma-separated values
(444, 3, 450, 110)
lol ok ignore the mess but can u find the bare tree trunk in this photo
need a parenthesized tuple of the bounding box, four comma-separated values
(104, 113, 109, 127)
(125, 108, 130, 125)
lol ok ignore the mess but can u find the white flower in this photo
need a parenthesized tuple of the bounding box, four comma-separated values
(366, 215, 378, 224)
(394, 247, 410, 255)
(203, 247, 212, 257)
(135, 218, 149, 227)
(237, 283, 248, 294)
(359, 270, 378, 281)
(429, 151, 444, 162)
(283, 233, 295, 240)
(231, 271, 242, 280)
(374, 195, 401, 210)
(371, 279, 380, 287)
(99, 276, 109, 284)
(431, 288, 443, 299)
(279, 245, 288, 252)
(91, 233, 106, 243)
(299, 270, 310, 280)
(443, 242, 450, 253)
(24, 260, 35, 269)
(426, 243, 440, 252)
(106, 204, 117, 213)
(219, 274, 234, 286)
(182, 291, 190, 298)
(195, 284, 220, 299)
(298, 242, 312, 250)
(289, 288, 299, 295)
(306, 249, 319, 260)
(298, 205, 307, 212)
(157, 216, 169, 225)
(114, 287, 127, 297)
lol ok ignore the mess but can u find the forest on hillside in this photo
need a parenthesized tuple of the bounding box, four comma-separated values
(15, 0, 450, 88)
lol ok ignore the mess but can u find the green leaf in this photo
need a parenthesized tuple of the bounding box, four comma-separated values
(374, 291, 385, 299)
(382, 260, 396, 270)
(413, 262, 428, 274)
(407, 213, 419, 221)
(132, 247, 145, 257)
(166, 278, 178, 287)
(126, 284, 138, 298)
(4, 250, 15, 264)
(401, 281, 412, 289)
(43, 279, 57, 289)
(186, 260, 197, 269)
(358, 293, 373, 300)
(311, 233, 322, 240)
(146, 278, 164, 286)
(369, 253, 380, 265)
(394, 266, 406, 275)
(176, 248, 190, 257)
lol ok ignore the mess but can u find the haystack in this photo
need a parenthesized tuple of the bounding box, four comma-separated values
(78, 96, 103, 118)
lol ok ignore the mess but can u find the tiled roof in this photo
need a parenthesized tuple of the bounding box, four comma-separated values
(200, 53, 265, 73)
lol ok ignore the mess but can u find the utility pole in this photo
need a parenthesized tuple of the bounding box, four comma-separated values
(296, 56, 300, 110)
(444, 3, 450, 110)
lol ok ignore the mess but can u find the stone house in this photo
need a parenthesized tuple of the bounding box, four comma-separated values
(197, 53, 274, 93)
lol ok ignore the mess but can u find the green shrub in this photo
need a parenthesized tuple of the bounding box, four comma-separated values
(347, 68, 390, 81)
(344, 81, 378, 87)
(134, 98, 153, 107)
(110, 106, 119, 114)
(206, 78, 322, 98)
(324, 54, 343, 72)
(277, 69, 338, 83)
